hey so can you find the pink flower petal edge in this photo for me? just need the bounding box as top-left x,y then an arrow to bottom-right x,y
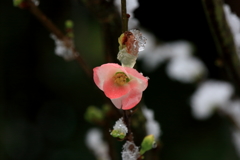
93,63 -> 122,90
111,88 -> 142,110
93,63 -> 148,110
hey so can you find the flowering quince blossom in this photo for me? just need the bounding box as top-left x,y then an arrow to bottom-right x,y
93,63 -> 148,110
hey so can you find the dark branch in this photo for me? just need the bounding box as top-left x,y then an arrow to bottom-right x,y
25,0 -> 92,78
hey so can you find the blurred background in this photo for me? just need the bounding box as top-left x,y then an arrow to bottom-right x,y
0,0 -> 240,159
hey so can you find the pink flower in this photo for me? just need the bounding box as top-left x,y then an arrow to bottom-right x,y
93,63 -> 148,110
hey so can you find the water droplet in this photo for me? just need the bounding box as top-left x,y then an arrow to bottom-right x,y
152,141 -> 157,148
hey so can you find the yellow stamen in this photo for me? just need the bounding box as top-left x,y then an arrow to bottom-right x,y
113,72 -> 130,86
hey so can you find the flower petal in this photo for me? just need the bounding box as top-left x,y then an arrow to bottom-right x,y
124,67 -> 148,91
93,63 -> 123,90
111,97 -> 123,109
111,88 -> 142,110
122,88 -> 142,110
103,78 -> 130,99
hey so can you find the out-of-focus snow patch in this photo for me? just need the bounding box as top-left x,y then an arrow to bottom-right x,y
190,80 -> 234,119
224,4 -> 240,36
223,4 -> 240,59
85,128 -> 110,160
32,0 -> 39,6
166,56 -> 207,83
114,0 -> 139,16
139,41 -> 193,72
142,106 -> 161,140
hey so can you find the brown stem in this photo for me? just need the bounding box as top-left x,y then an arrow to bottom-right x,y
25,0 -> 92,78
123,110 -> 133,142
72,50 -> 92,78
121,0 -> 128,32
26,0 -> 64,39
120,0 -> 135,144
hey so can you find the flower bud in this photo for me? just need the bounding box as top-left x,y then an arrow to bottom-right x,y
13,0 -> 24,7
140,134 -> 156,155
65,20 -> 74,28
84,106 -> 104,123
118,33 -> 125,50
65,20 -> 74,38
110,130 -> 126,140
117,29 -> 146,68
110,118 -> 128,139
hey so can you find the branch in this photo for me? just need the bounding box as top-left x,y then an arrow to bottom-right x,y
122,110 -> 133,142
25,0 -> 92,78
121,0 -> 128,32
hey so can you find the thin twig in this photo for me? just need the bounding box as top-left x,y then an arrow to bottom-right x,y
120,0 -> 135,143
121,0 -> 128,32
25,0 -> 92,78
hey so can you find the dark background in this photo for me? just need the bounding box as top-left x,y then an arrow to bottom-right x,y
0,0 -> 239,159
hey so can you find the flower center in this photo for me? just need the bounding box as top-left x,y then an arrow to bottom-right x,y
113,72 -> 130,86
